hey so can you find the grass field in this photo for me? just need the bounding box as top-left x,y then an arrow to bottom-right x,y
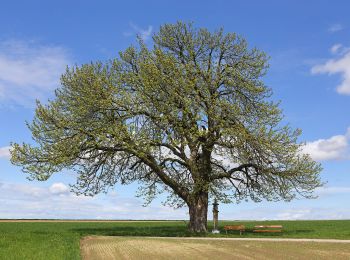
0,220 -> 349,259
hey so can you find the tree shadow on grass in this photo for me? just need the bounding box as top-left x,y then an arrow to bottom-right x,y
72,224 -> 314,238
222,228 -> 314,238
71,225 -> 194,238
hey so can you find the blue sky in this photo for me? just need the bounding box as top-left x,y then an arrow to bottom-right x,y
0,0 -> 350,220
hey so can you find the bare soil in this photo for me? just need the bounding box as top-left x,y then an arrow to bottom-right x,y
80,236 -> 350,260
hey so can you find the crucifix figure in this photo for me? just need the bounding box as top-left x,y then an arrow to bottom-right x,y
212,198 -> 220,234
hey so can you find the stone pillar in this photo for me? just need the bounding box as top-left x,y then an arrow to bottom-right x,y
212,198 -> 220,233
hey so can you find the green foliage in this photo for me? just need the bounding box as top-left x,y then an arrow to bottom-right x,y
11,22 -> 322,209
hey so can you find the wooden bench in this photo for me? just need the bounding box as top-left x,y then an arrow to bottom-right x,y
224,225 -> 245,235
253,225 -> 283,233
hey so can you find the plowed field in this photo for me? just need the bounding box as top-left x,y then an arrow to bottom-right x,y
81,236 -> 350,260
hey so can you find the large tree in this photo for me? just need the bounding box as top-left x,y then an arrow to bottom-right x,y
11,22 -> 322,232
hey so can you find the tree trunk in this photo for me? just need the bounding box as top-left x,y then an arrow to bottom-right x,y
188,192 -> 208,233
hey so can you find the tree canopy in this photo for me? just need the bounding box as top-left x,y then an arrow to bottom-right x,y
11,22 -> 322,232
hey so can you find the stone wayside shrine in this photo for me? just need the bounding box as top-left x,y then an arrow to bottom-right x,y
212,199 -> 220,234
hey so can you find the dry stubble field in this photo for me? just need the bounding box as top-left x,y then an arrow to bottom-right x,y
80,236 -> 350,260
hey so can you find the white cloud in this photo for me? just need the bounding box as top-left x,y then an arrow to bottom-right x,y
0,146 -> 11,159
330,44 -> 343,54
274,207 -> 350,220
1,181 -> 350,220
219,206 -> 350,220
311,47 -> 350,95
49,182 -> 69,195
0,181 -> 187,219
328,23 -> 344,33
125,23 -> 153,41
276,209 -> 312,220
302,128 -> 350,161
0,40 -> 70,107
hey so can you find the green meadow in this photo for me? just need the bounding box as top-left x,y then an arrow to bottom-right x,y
0,220 -> 349,259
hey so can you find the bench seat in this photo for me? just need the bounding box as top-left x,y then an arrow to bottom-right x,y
223,225 -> 245,235
253,225 -> 283,233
